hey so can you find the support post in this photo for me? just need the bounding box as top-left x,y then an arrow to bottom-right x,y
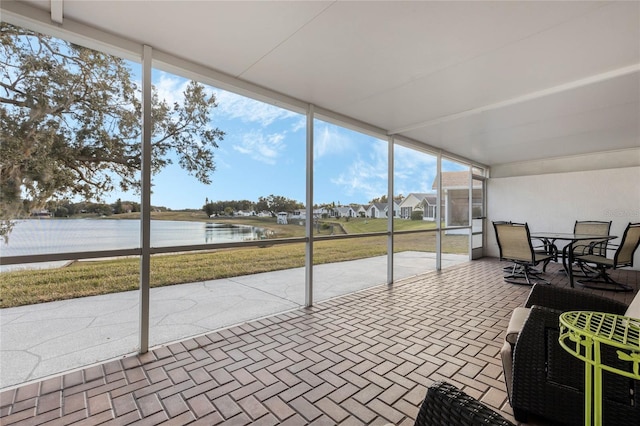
436,154 -> 442,271
305,104 -> 314,307
387,136 -> 394,285
139,45 -> 152,353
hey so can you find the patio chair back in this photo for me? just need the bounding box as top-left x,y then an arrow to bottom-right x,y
614,222 -> 640,266
575,222 -> 640,292
573,220 -> 611,255
494,222 -> 535,263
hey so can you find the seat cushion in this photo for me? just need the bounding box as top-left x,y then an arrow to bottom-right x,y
505,307 -> 531,344
500,340 -> 514,401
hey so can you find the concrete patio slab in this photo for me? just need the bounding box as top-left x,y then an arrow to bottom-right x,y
1,258 -> 637,426
0,252 -> 468,389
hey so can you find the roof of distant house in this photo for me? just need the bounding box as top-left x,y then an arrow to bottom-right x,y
432,171 -> 482,190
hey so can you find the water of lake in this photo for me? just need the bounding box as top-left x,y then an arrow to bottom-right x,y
0,219 -> 265,271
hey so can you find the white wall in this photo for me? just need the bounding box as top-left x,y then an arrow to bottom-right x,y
487,166 -> 640,270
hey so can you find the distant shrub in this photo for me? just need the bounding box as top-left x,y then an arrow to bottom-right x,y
411,210 -> 424,221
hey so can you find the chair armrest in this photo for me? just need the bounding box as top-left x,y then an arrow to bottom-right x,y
511,306 -> 585,424
531,237 -> 557,254
414,381 -> 514,426
524,284 -> 627,314
574,241 -> 615,257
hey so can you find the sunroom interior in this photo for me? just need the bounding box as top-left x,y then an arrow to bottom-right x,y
1,1 -> 639,425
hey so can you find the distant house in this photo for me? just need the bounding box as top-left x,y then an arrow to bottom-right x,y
419,195 -> 438,221
30,209 -> 52,218
356,205 -> 369,218
331,206 -> 356,218
236,210 -> 256,217
390,201 -> 401,218
257,211 -> 271,217
366,202 -> 387,218
313,208 -> 330,218
398,193 -> 435,220
291,209 -> 306,220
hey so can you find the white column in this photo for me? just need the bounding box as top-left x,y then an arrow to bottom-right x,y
387,136 -> 394,285
139,45 -> 152,353
436,154 -> 442,271
305,104 -> 314,307
468,166 -> 473,260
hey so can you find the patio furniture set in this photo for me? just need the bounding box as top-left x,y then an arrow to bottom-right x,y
415,284 -> 639,426
493,221 -> 640,292
412,222 -> 640,426
490,220 -> 640,425
500,284 -> 640,426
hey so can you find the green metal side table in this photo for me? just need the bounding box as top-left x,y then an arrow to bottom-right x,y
559,311 -> 640,426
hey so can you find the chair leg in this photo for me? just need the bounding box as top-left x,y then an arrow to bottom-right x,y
524,265 -> 550,285
503,263 -> 550,286
577,266 -> 633,292
504,264 -> 528,285
572,260 -> 601,278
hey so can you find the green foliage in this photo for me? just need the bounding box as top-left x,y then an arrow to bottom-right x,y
255,194 -> 304,215
411,210 -> 424,220
369,194 -> 404,204
113,199 -> 124,214
203,199 -> 256,216
53,206 -> 69,217
0,23 -> 224,229
203,202 -> 215,217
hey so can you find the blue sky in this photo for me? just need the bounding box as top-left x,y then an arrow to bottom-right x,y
107,69 -> 463,210
5,26 -> 464,211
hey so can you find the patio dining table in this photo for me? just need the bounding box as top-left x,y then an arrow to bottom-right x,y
529,232 -> 616,288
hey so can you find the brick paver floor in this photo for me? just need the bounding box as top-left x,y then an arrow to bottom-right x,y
1,258 -> 638,425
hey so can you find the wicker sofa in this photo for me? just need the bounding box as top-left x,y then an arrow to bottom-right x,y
414,381 -> 514,426
501,284 -> 640,426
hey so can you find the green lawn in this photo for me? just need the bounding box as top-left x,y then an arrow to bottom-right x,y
0,213 -> 468,308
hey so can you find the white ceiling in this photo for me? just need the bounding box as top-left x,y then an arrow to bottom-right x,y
5,0 -> 640,167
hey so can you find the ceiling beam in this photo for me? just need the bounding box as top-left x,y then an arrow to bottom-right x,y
389,63 -> 640,135
50,0 -> 63,24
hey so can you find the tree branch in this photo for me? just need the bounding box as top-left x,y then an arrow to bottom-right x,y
0,96 -> 27,107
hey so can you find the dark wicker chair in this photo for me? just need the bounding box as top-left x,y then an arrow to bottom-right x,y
414,381 -> 514,426
505,285 -> 640,426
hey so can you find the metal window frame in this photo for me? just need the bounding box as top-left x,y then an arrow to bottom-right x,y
0,4 -> 489,356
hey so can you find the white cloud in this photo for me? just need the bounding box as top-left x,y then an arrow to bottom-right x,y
329,141 -> 388,201
233,130 -> 286,165
314,124 -> 357,158
331,157 -> 387,201
393,146 -> 438,195
291,116 -> 307,133
154,72 -> 190,107
394,145 -> 437,169
214,91 -> 298,126
152,72 -> 300,131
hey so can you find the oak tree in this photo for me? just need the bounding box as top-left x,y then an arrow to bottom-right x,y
0,23 -> 224,240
